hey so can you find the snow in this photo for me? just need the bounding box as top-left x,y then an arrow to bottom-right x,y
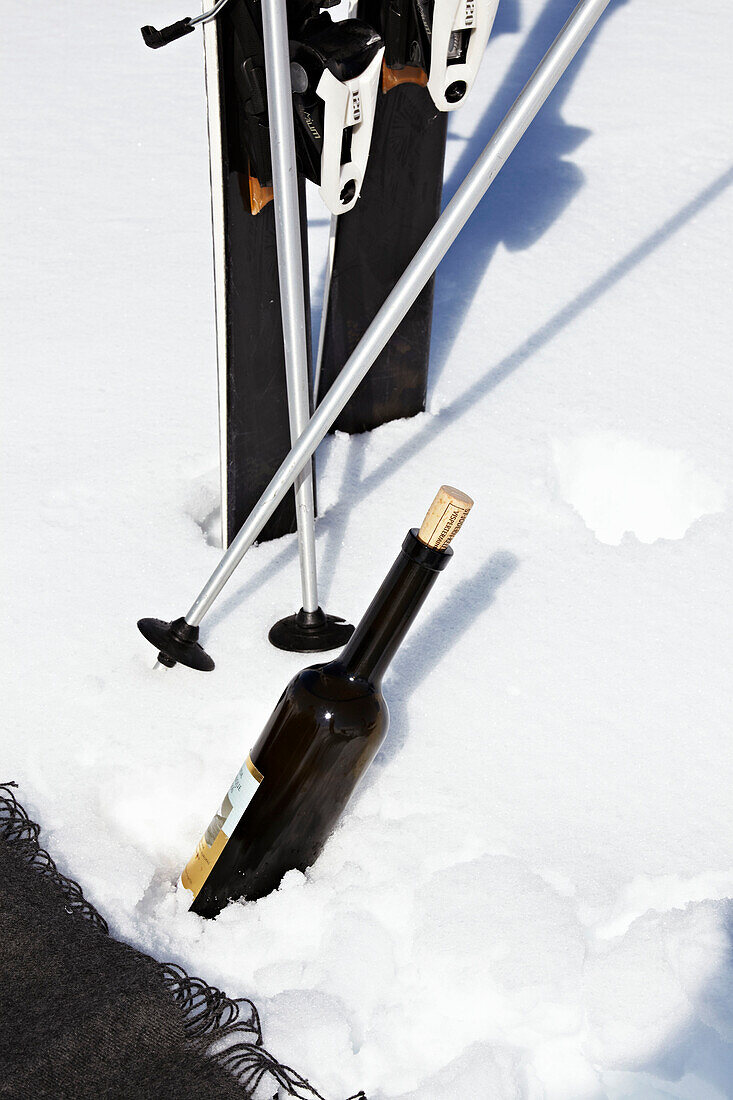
2,1 -> 732,1097
552,433 -> 725,545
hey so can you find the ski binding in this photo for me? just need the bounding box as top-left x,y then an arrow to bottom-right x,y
379,0 -> 498,112
428,0 -> 499,110
292,20 -> 384,214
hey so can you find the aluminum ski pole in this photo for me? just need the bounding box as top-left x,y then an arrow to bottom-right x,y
313,214 -> 337,401
139,0 -> 613,670
312,0 -> 358,401
261,0 -> 353,652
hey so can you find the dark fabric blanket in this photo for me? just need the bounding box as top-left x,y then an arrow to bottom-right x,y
0,784 -> 364,1100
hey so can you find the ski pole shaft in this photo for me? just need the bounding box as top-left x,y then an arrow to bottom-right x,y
261,0 -> 320,613
313,213 -> 338,400
185,0 -> 611,627
313,0 -> 358,401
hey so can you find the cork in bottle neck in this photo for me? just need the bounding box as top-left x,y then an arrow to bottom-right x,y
417,485 -> 474,550
336,487 -> 473,684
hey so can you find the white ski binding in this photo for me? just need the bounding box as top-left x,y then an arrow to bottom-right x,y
428,0 -> 499,111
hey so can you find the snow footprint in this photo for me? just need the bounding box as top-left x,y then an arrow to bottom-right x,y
552,432 -> 725,545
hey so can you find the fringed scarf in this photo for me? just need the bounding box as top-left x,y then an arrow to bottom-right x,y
0,783 -> 365,1100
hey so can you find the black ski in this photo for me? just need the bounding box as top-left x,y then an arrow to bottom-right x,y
316,0 -> 498,433
316,67 -> 447,432
205,0 -> 312,546
143,0 -> 383,546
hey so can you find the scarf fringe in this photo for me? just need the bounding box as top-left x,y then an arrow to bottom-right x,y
0,784 -> 366,1100
0,780 -> 109,933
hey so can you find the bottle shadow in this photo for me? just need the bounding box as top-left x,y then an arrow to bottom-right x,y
432,0 -> 628,387
360,549 -> 520,789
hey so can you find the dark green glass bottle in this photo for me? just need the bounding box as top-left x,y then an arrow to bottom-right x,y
182,487 -> 472,918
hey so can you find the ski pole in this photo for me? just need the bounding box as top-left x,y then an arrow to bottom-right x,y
259,0 -> 354,652
139,0 -> 613,670
313,213 -> 338,402
313,0 -> 358,401
141,0 -> 233,48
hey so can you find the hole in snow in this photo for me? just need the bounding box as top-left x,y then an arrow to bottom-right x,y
552,433 -> 725,545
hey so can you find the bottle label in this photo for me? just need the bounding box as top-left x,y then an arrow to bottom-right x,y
180,754 -> 263,899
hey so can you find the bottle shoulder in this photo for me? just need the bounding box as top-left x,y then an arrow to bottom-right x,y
262,663 -> 386,742
292,662 -> 385,705
251,662 -> 387,773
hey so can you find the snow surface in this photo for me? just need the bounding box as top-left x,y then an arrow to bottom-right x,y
2,1 -> 733,1097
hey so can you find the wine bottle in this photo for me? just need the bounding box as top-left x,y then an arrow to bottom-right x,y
181,486 -> 473,918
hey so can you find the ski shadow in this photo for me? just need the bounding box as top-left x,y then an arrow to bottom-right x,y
490,0 -> 522,40
430,0 -> 627,388
359,549 -> 519,789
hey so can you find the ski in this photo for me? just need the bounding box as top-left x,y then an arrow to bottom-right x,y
143,0 -> 383,546
206,0 -> 318,547
316,0 -> 498,433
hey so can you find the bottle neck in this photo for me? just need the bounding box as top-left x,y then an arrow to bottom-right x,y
336,530 -> 452,685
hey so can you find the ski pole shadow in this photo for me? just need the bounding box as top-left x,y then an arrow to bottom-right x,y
431,0 -> 627,388
346,165 -> 733,520
206,532 -> 300,634
360,549 -> 519,787
206,436 -> 367,633
315,436 -> 369,605
204,164 -> 731,636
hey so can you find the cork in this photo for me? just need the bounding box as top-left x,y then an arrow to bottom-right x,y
417,486 -> 474,550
